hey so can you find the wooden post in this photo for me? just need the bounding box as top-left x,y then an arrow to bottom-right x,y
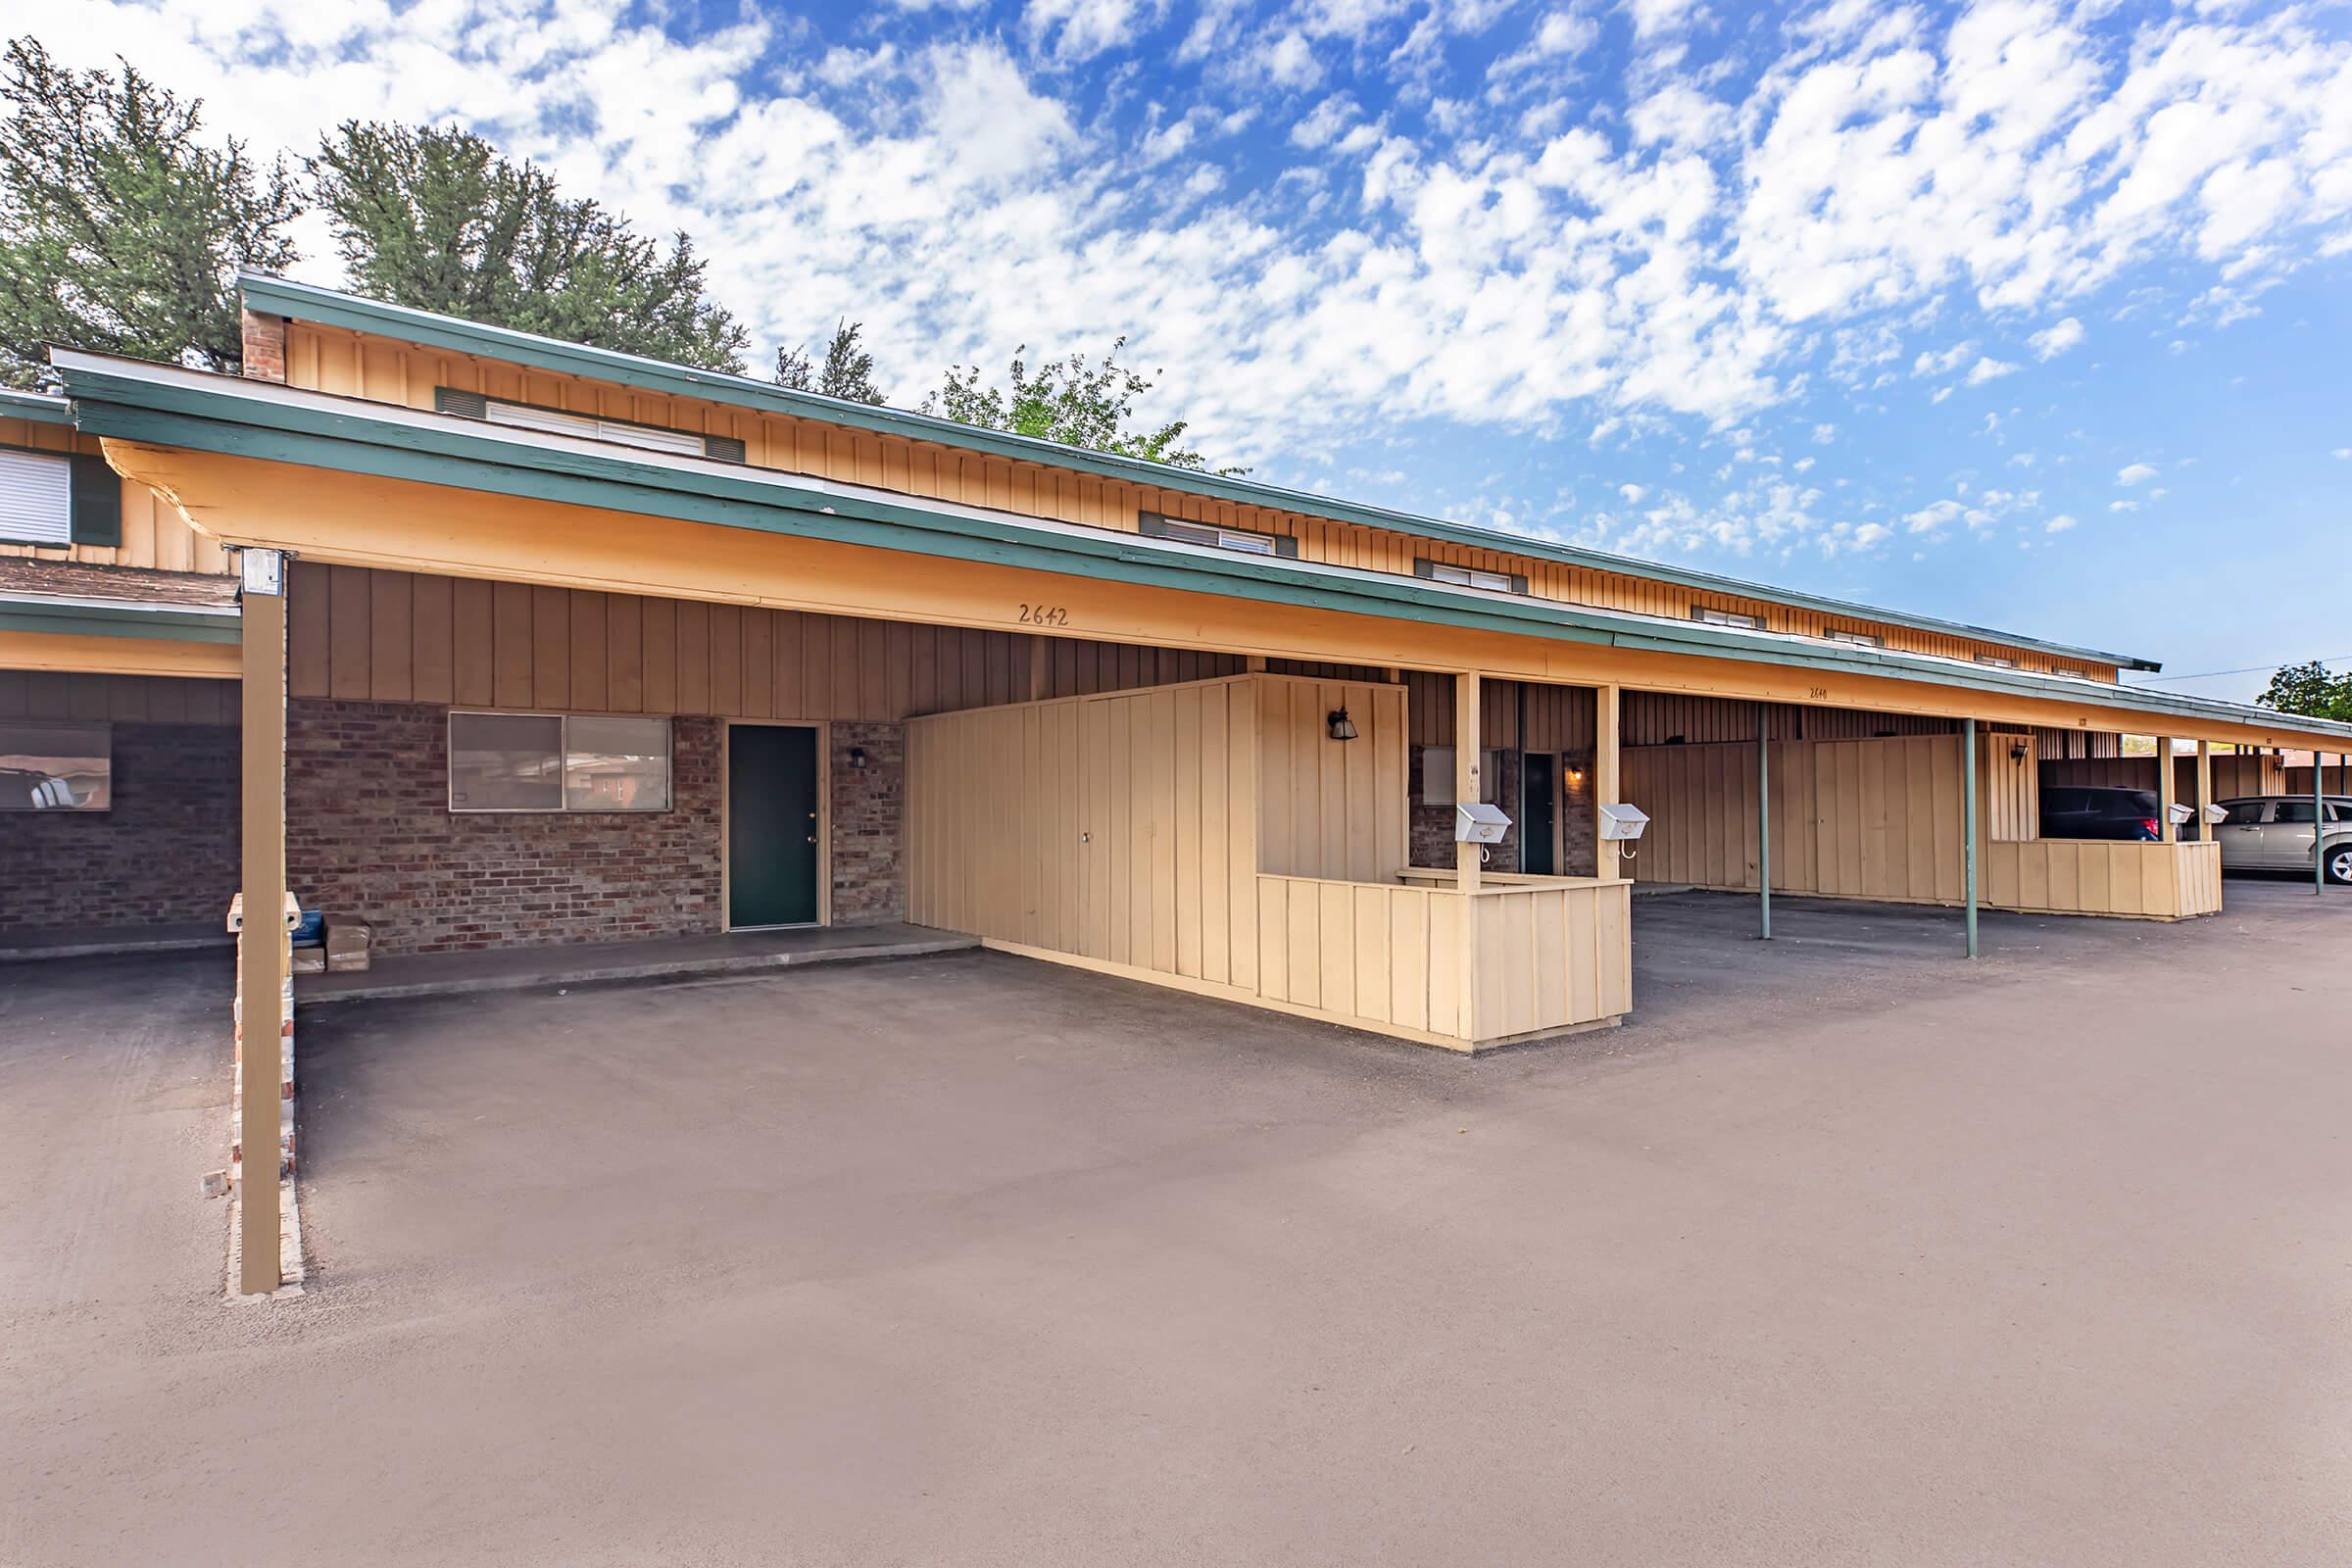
237,580 -> 288,1296
1455,671 -> 1481,1041
2155,737 -> 2177,843
1756,703 -> 1771,940
2196,740 -> 2213,845
1594,683 -> 1621,882
1963,716 -> 1979,959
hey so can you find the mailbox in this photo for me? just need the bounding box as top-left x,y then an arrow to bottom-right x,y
2167,802 -> 2195,826
2200,803 -> 2229,825
1598,803 -> 1650,842
1455,802 -> 1511,844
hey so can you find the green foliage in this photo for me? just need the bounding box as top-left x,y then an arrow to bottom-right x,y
309,122 -> 748,372
0,37 -> 302,385
775,318 -> 885,404
2257,661 -> 2352,723
923,338 -> 1241,474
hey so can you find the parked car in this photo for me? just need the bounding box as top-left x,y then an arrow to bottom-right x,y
2213,796 -> 2352,884
2038,785 -> 2165,842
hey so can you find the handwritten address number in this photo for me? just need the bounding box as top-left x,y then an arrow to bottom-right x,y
1019,603 -> 1071,627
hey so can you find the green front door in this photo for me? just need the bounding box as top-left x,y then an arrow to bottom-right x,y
728,725 -> 820,928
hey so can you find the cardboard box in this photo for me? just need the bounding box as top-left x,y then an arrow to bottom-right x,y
290,947 -> 325,974
324,916 -> 372,972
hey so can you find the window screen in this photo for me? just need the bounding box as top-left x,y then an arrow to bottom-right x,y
0,449 -> 72,546
0,720 -> 110,809
449,712 -> 564,810
564,716 -> 671,810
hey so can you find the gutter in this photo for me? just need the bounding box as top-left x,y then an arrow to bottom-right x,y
55,350 -> 2352,745
235,271 -> 2161,674
0,591 -> 241,643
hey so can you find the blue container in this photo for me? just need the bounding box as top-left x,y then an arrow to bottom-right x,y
291,908 -> 325,948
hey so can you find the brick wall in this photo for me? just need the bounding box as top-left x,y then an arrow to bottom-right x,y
240,310 -> 286,381
283,700 -> 909,956
829,722 -> 904,925
287,700 -> 723,956
0,722 -> 241,933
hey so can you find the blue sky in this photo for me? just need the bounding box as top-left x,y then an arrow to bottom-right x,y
34,0 -> 2352,699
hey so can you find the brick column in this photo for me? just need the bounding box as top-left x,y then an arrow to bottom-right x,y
240,310 -> 287,382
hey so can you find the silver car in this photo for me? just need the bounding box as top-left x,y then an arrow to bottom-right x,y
2213,796 -> 2352,884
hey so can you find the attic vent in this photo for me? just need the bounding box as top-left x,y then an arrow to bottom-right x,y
1692,607 -> 1765,630
1139,513 -> 1297,558
1415,559 -> 1528,595
434,388 -> 744,464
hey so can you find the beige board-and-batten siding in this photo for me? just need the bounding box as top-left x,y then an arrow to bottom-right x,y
906,671 -> 1633,1051
1621,732 -> 2221,920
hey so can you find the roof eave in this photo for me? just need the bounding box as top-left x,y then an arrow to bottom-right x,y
234,271 -> 2160,674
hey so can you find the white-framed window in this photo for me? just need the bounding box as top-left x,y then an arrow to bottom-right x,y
0,449 -> 73,546
448,711 -> 671,812
1427,562 -> 1520,594
0,720 -> 111,810
1140,513 -> 1292,557
1975,654 -> 2019,669
1825,628 -> 1884,649
1693,607 -> 1766,630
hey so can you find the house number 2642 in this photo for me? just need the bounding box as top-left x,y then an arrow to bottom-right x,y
1018,603 -> 1071,627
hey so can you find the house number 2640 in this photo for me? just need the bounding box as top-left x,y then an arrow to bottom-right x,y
1018,603 -> 1071,627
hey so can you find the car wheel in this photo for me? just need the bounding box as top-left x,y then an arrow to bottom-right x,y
2329,845 -> 2352,886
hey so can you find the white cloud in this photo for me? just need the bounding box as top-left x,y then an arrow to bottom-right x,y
1618,482 -> 1646,502
2109,499 -> 2139,513
19,0 -> 2352,511
2030,317 -> 2086,359
1810,422 -> 1837,443
2331,447 -> 2352,460
1964,356 -> 2020,385
2116,462 -> 2159,485
2045,514 -> 2078,533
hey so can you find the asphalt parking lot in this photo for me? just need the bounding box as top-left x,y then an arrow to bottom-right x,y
4,878 -> 2348,1566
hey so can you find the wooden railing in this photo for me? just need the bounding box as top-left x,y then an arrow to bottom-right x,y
1251,871 -> 1630,1051
1980,839 -> 2221,919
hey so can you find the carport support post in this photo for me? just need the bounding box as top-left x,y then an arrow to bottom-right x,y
1594,684 -> 1621,882
2156,737 -> 2177,843
1456,672 -> 1482,1040
1963,717 -> 1980,960
237,571 -> 288,1296
2318,756 -> 2328,897
2196,741 -> 2213,844
1756,704 -> 1771,940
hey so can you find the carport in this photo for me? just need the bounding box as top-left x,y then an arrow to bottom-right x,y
1617,691 -> 2230,952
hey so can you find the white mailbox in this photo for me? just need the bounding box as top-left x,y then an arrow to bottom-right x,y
2200,803 -> 2229,825
1598,803 -> 1650,842
2167,802 -> 2195,826
1455,802 -> 1511,844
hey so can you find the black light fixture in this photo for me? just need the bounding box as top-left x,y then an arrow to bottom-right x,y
849,746 -> 869,770
1326,707 -> 1358,742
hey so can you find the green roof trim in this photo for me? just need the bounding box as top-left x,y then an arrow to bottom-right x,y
57,354 -> 2352,743
0,594 -> 240,643
236,271 -> 2161,674
0,387 -> 74,425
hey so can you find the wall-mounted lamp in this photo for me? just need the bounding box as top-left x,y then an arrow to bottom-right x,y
2009,742 -> 2029,761
848,746 -> 869,770
1326,708 -> 1358,742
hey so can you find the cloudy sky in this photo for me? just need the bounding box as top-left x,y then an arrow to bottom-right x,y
27,0 -> 2352,698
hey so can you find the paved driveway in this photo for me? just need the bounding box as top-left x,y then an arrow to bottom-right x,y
4,882 -> 2350,1566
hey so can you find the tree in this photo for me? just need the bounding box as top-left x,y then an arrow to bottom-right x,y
0,37 -> 302,385
775,318 -> 885,404
2257,661 -> 2352,723
309,122 -> 747,372
922,338 -> 1241,474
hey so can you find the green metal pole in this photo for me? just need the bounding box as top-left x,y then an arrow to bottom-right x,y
2320,752 -> 2329,897
1758,705 -> 1771,941
1964,717 -> 1980,958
